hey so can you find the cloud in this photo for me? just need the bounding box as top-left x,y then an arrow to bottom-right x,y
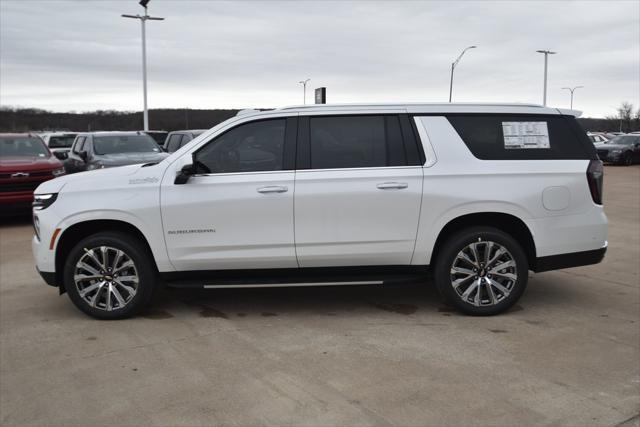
1,0 -> 638,116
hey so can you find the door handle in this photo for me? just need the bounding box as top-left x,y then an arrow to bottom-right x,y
376,182 -> 408,190
257,185 -> 288,194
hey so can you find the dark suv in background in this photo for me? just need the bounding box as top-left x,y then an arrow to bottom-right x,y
596,135 -> 640,165
64,131 -> 169,174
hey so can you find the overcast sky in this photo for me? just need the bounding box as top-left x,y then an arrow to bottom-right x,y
1,0 -> 638,117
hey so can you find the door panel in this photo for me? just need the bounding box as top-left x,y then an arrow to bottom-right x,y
161,171 -> 296,270
294,167 -> 423,267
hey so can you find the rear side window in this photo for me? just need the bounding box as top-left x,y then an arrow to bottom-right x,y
446,115 -> 596,160
309,116 -> 406,169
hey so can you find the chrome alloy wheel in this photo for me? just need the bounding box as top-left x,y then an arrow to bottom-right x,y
449,240 -> 517,307
74,246 -> 139,311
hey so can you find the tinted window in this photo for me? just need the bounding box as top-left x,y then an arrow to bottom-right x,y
93,135 -> 160,155
0,136 -> 50,158
309,116 -> 405,169
446,115 -> 594,160
195,119 -> 285,173
166,134 -> 183,153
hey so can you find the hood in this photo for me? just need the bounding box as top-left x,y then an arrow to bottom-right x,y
35,163 -> 143,194
0,155 -> 63,173
94,151 -> 169,167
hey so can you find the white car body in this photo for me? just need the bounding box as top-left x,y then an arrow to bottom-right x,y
32,103 -> 607,312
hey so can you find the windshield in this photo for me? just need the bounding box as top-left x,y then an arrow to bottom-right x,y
94,135 -> 161,155
608,135 -> 640,146
0,136 -> 50,158
48,135 -> 76,148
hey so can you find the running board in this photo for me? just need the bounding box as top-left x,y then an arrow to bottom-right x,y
160,266 -> 429,290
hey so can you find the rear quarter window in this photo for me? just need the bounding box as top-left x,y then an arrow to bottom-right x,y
446,115 -> 596,160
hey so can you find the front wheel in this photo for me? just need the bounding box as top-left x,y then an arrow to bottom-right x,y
434,227 -> 529,315
622,153 -> 633,166
63,232 -> 157,319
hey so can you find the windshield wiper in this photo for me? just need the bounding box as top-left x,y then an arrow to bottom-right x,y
141,162 -> 159,167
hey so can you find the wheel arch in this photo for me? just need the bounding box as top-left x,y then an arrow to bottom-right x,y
429,212 -> 537,270
54,219 -> 158,293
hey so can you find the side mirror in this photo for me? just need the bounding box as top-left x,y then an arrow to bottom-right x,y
79,151 -> 88,162
175,163 -> 195,185
53,151 -> 67,160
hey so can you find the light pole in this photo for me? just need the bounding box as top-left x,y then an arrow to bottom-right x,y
536,50 -> 556,106
122,0 -> 164,131
298,79 -> 310,104
561,86 -> 583,109
449,45 -> 476,103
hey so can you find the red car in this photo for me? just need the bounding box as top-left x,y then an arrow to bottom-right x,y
0,134 -> 66,214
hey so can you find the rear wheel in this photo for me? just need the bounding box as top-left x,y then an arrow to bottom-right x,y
63,232 -> 157,319
434,227 -> 528,315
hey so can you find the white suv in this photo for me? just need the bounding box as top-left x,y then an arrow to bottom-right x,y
32,103 -> 607,319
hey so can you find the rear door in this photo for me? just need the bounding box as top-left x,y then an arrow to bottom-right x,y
294,113 -> 424,267
161,116 -> 298,271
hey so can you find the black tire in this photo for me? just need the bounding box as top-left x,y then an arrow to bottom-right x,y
63,231 -> 157,319
434,226 -> 529,316
622,153 -> 633,166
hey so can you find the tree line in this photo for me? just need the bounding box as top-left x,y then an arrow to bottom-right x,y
0,107 -> 239,133
1,102 -> 639,133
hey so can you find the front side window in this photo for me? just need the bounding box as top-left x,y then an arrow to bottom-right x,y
73,137 -> 86,153
93,135 -> 160,155
309,116 -> 405,169
0,136 -> 50,158
166,134 -> 184,153
195,119 -> 285,173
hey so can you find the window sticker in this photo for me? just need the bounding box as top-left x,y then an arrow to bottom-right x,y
502,122 -> 550,149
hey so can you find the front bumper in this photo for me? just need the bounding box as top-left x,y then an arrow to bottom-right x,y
37,267 -> 58,287
596,150 -> 622,163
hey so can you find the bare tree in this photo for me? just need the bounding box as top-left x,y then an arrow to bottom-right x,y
617,102 -> 634,132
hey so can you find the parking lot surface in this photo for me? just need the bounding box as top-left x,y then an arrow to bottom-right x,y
1,166 -> 639,427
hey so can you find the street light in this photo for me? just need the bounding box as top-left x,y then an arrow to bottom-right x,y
298,79 -> 311,105
561,86 -> 583,109
536,50 -> 556,106
122,0 -> 164,131
449,45 -> 476,103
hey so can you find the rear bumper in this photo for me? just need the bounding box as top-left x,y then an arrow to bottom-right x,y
533,244 -> 607,272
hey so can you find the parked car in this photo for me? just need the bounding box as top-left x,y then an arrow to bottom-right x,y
143,131 -> 168,146
39,132 -> 77,160
596,134 -> 640,165
587,132 -> 609,145
163,129 -> 207,153
0,133 -> 65,213
64,131 -> 169,174
32,103 -> 607,319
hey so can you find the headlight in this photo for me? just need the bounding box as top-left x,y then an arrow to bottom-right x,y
611,149 -> 622,154
33,193 -> 58,211
52,167 -> 65,177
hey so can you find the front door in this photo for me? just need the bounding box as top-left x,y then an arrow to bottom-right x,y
161,117 -> 298,271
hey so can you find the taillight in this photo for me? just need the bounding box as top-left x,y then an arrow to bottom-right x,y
586,160 -> 603,205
